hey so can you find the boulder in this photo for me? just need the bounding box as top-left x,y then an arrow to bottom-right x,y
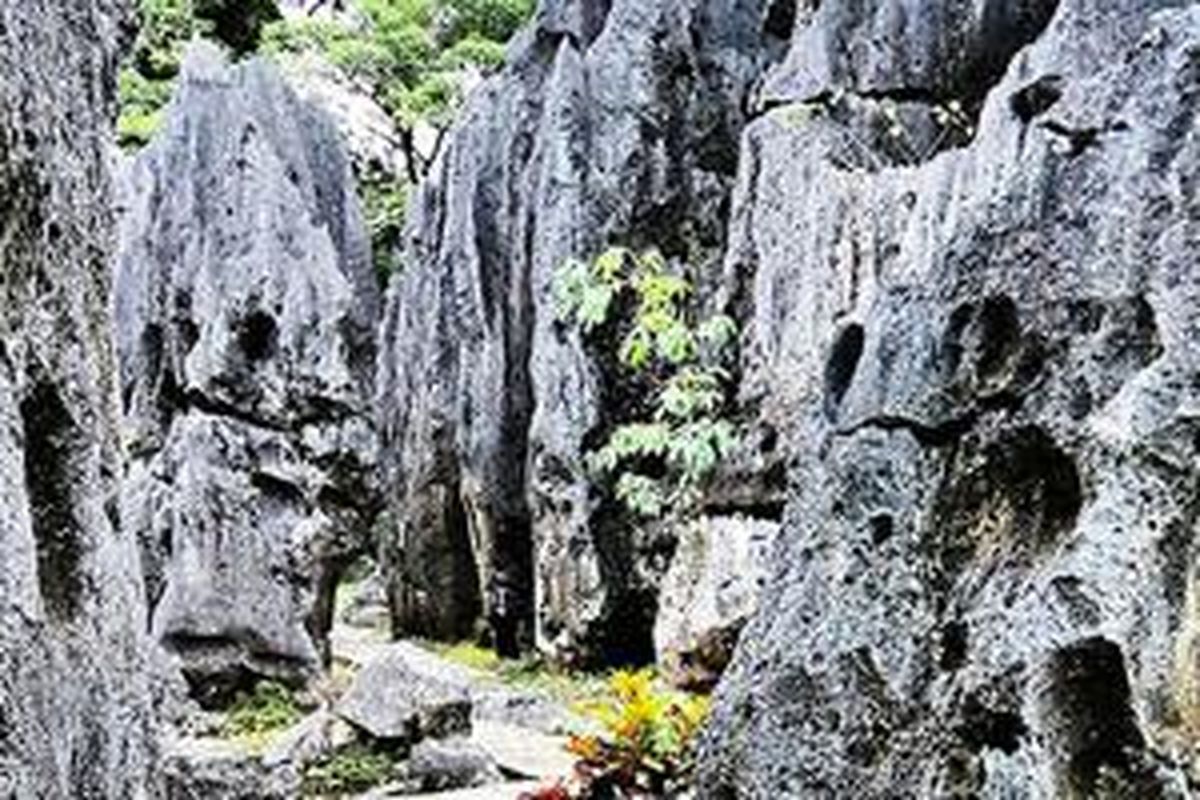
700,1 -> 1200,796
336,643 -> 473,741
163,737 -> 300,800
654,515 -> 777,690
376,0 -> 792,665
397,737 -> 502,793
115,42 -> 382,702
0,0 -> 157,796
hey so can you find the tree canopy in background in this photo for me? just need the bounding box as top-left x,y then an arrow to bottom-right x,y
118,0 -> 534,284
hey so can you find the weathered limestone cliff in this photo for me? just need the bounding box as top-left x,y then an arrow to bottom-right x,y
115,43 -> 381,703
700,0 -> 1200,796
0,0 -> 157,795
377,0 -> 791,664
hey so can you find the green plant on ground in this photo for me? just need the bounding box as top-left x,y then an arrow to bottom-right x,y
221,680 -> 304,748
520,668 -> 710,799
303,743 -> 396,795
553,247 -> 739,518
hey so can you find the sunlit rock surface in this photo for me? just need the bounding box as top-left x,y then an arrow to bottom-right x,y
700,1 -> 1200,796
115,43 -> 381,703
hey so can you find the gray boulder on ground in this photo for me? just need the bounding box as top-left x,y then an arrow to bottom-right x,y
336,642 -> 473,741
115,42 -> 382,704
700,0 -> 1200,797
163,737 -> 301,800
0,1 -> 158,796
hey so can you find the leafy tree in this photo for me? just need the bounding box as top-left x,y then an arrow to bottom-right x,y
554,248 -> 739,518
262,0 -> 532,178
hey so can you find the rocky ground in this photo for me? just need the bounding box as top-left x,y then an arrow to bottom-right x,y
163,583 -> 581,799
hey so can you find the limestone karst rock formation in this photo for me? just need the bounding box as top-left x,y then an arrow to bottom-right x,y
115,43 -> 381,703
376,0 -> 792,664
699,0 -> 1200,796
0,0 -> 157,796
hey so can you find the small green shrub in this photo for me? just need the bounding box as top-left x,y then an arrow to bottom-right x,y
221,680 -> 303,745
553,248 -> 739,518
303,744 -> 396,795
525,669 -> 710,799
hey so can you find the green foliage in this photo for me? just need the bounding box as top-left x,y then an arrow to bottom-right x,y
117,0 -> 205,146
303,743 -> 396,795
263,0 -> 531,139
360,171 -> 410,283
556,669 -> 710,798
553,248 -> 740,518
221,681 -> 303,748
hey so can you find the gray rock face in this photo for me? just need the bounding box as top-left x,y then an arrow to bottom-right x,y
654,515 -> 776,690
0,1 -> 158,796
700,1 -> 1200,796
116,43 -> 381,702
336,642 -> 473,741
376,0 -> 789,663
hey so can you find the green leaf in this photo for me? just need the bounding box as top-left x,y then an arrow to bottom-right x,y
658,321 -> 696,365
621,327 -> 653,370
697,314 -> 738,350
593,247 -> 630,282
578,283 -> 615,331
615,473 -> 665,517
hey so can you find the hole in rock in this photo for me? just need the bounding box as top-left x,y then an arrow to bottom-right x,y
940,620 -> 969,671
935,427 -> 1081,580
237,311 -> 278,363
869,514 -> 895,545
763,0 -> 797,41
825,323 -> 864,418
21,380 -> 84,622
1048,637 -> 1162,795
959,692 -> 1026,754
975,296 -> 1021,381
1011,75 -> 1064,122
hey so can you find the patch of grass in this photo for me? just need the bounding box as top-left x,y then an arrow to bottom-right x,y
303,743 -> 396,795
221,680 -> 304,751
423,641 -> 609,709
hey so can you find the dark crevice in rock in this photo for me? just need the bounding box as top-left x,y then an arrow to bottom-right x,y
1039,119 -> 1107,156
21,379 -> 85,623
237,310 -> 278,363
837,412 -> 979,448
824,322 -> 864,418
1048,637 -> 1166,797
250,471 -> 307,507
1011,74 -> 1064,122
763,0 -> 797,42
939,620 -> 968,670
958,693 -> 1026,754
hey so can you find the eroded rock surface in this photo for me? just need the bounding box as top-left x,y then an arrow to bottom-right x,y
376,0 -> 790,665
701,1 -> 1200,796
0,1 -> 158,796
654,515 -> 776,690
116,42 -> 381,703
